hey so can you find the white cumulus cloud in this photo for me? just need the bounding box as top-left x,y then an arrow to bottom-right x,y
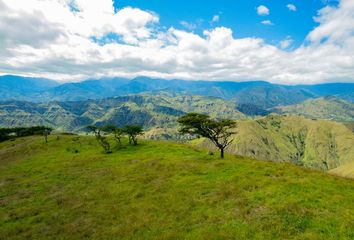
287,4 -> 297,11
257,5 -> 270,16
261,20 -> 274,25
0,0 -> 353,85
212,15 -> 220,23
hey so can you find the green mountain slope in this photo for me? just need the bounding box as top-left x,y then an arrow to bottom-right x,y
0,94 -> 245,132
273,97 -> 354,122
0,136 -> 354,239
233,85 -> 314,109
197,115 -> 354,172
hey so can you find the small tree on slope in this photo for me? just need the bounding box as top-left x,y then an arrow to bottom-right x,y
102,125 -> 124,147
123,125 -> 144,145
86,125 -> 101,138
178,113 -> 237,158
43,127 -> 52,143
86,125 -> 112,153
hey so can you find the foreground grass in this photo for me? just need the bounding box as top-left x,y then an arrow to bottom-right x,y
0,135 -> 354,239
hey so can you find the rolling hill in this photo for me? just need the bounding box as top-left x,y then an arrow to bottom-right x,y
0,135 -> 353,239
197,115 -> 354,172
273,97 -> 354,122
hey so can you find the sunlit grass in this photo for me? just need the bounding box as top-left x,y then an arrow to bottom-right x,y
0,135 -> 353,239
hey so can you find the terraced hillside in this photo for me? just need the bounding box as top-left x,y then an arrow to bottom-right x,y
0,135 -> 353,239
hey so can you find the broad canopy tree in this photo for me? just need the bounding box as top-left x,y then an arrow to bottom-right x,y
178,113 -> 237,158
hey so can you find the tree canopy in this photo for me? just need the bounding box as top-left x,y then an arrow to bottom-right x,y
178,113 -> 237,158
123,125 -> 144,145
0,126 -> 53,142
102,125 -> 124,146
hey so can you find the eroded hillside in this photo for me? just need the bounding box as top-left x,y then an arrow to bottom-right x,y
0,94 -> 245,132
197,115 -> 354,172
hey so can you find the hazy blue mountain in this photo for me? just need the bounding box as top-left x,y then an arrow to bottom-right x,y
233,85 -> 315,108
40,78 -> 130,101
0,75 -> 353,108
293,83 -> 354,103
0,75 -> 59,100
295,82 -> 354,96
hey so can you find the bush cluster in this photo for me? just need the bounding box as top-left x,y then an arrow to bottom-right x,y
0,126 -> 52,142
86,125 -> 144,153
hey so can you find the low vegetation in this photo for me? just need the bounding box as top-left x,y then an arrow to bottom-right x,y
0,126 -> 52,143
0,135 -> 353,239
86,124 -> 144,153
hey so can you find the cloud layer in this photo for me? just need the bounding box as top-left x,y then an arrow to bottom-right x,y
0,0 -> 354,84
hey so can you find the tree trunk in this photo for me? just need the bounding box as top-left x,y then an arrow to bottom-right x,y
220,148 -> 224,158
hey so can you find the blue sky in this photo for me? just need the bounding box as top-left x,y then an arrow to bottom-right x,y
115,0 -> 338,48
1,0 -> 353,84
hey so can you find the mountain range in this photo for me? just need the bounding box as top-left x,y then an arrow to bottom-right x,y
0,75 -> 353,174
1,75 -> 353,109
0,94 -> 244,133
0,93 -> 353,173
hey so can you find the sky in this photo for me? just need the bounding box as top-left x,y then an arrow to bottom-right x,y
0,0 -> 353,84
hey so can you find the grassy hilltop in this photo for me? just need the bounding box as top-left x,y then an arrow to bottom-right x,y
1,135 -> 354,239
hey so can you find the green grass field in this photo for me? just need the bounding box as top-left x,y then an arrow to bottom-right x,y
1,135 -> 354,239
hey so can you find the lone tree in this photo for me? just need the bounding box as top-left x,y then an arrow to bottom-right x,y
102,125 -> 124,147
178,113 -> 237,158
123,125 -> 143,145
